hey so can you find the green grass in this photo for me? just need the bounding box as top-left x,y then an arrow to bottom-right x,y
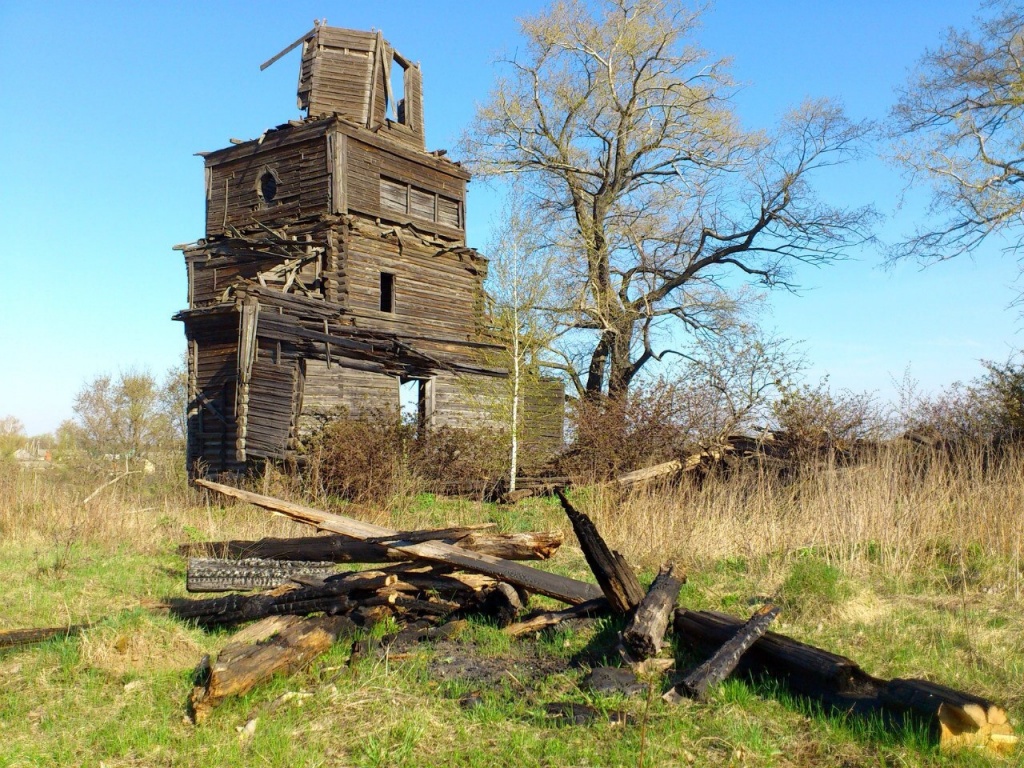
1,463 -> 1022,766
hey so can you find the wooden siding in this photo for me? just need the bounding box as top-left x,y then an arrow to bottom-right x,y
302,359 -> 398,416
244,357 -> 299,460
206,131 -> 330,237
189,321 -> 241,473
341,218 -> 482,338
302,27 -> 375,121
343,133 -> 465,238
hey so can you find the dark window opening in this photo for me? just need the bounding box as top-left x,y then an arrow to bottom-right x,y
379,272 -> 395,313
259,170 -> 278,203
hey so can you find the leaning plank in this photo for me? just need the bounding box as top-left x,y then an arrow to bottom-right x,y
0,624 -> 90,649
664,604 -> 779,702
621,563 -> 685,661
177,529 -> 562,562
674,609 -> 1017,753
188,614 -> 354,723
504,598 -> 610,637
196,480 -> 603,605
187,557 -> 340,592
555,490 -> 644,613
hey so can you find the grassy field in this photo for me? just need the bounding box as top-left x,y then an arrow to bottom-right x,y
0,450 -> 1022,767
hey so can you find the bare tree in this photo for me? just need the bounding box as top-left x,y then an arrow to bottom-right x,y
70,367 -> 184,461
890,2 -> 1024,265
464,0 -> 875,401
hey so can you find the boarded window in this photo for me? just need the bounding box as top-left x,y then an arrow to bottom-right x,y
379,272 -> 395,313
380,177 -> 462,230
437,196 -> 461,228
380,178 -> 408,216
409,188 -> 435,220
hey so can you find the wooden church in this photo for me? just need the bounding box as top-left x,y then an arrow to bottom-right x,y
174,24 -> 562,475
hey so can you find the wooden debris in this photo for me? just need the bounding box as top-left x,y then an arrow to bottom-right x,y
673,609 -> 1017,753
177,525 -> 562,563
0,624 -> 90,649
556,490 -> 644,613
504,598 -> 609,637
664,604 -> 779,702
614,460 -> 682,489
189,614 -> 354,723
621,563 -> 685,661
168,570 -> 396,627
196,480 -> 603,605
187,557 -> 340,592
475,583 -> 523,628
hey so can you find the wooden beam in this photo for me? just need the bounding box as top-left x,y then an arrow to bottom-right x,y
621,563 -> 685,660
195,480 -> 603,605
260,27 -> 318,71
664,604 -> 778,702
673,609 -> 1017,754
177,527 -> 563,563
556,490 -> 644,613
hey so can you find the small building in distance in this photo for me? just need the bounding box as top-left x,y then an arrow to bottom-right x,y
174,24 -> 563,476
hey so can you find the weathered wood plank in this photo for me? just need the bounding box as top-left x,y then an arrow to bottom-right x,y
195,480 -> 603,605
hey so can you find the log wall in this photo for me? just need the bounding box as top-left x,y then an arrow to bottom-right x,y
205,125 -> 331,237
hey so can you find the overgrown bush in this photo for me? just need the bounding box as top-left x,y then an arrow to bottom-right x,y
902,357 -> 1024,452
561,380 -> 693,481
771,378 -> 885,467
303,408 -> 509,504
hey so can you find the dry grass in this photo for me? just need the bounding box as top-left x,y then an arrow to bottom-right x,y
578,445 -> 1024,589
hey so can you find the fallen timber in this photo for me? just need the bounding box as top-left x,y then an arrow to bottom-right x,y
621,563 -> 685,661
178,528 -> 563,564
665,603 -> 779,702
195,479 -> 603,605
189,614 -> 355,723
674,609 -> 1018,753
556,489 -> 644,613
0,624 -> 90,650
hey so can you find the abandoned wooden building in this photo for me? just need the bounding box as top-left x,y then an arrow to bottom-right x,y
174,24 -> 563,475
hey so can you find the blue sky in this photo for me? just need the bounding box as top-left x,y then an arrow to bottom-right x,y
1,1 -> 1020,435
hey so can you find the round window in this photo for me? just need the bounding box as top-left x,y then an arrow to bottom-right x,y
259,170 -> 278,203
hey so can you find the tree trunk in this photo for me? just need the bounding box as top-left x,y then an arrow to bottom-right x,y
621,563 -> 685,660
556,489 -> 644,613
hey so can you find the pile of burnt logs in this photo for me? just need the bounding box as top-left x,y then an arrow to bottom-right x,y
169,479 -> 1015,753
